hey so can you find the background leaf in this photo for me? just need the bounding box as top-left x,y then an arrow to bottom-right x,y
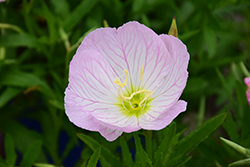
4,134 -> 16,166
20,140 -> 43,167
86,147 -> 101,167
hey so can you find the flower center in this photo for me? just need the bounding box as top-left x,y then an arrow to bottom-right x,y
114,65 -> 153,117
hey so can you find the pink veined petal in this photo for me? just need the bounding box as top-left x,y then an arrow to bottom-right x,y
99,126 -> 123,142
149,35 -> 189,115
244,77 -> 250,86
77,21 -> 172,93
244,77 -> 250,106
139,100 -> 187,130
91,107 -> 141,133
65,49 -> 119,133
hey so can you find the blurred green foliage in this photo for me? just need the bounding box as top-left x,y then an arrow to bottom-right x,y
0,0 -> 250,166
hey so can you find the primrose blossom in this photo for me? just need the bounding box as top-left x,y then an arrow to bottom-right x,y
244,77 -> 250,106
64,21 -> 190,141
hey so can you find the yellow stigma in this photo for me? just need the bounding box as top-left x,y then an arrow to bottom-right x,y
115,65 -> 153,113
140,65 -> 143,80
114,69 -> 129,88
119,89 -> 153,107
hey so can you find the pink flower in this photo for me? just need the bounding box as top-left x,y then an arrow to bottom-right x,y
0,0 -> 6,2
244,77 -> 250,106
64,21 -> 189,141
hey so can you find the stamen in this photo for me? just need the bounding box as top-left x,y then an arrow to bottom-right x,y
140,65 -> 143,80
139,90 -> 153,106
119,89 -> 153,107
114,69 -> 129,88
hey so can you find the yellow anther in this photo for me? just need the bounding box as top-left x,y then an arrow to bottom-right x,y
114,69 -> 129,88
140,65 -> 143,80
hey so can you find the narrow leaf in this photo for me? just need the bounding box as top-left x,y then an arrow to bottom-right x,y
87,147 -> 101,167
172,113 -> 227,156
154,122 -> 176,166
134,133 -> 152,166
216,68 -> 237,110
164,154 -> 192,167
4,134 -> 16,166
20,140 -> 43,167
228,158 -> 250,167
77,133 -> 121,167
0,34 -> 38,48
204,26 -> 216,58
222,108 -> 239,142
120,136 -> 134,167
0,87 -> 22,108
63,0 -> 98,31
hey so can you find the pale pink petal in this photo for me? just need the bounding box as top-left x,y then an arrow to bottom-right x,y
77,21 -> 172,92
91,107 -> 141,133
148,35 -> 189,117
139,100 -> 187,130
244,77 -> 250,86
65,49 -> 119,134
99,127 -> 123,142
244,77 -> 250,106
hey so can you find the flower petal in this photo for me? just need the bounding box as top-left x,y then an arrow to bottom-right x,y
244,77 -> 250,106
139,100 -> 187,130
91,107 -> 141,133
99,127 -> 123,141
77,21 -> 172,92
65,49 -> 119,132
150,35 -> 189,111
244,77 -> 250,86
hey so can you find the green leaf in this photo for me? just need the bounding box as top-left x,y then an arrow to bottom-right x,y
87,147 -> 101,167
50,0 -> 69,19
204,25 -> 217,58
77,133 -> 121,167
228,158 -> 250,167
216,68 -> 237,110
40,1 -> 57,40
48,99 -> 64,110
0,156 -> 7,167
172,113 -> 227,157
0,70 -> 55,98
154,122 -> 176,167
197,96 -> 206,126
120,136 -> 134,167
132,0 -> 145,12
4,134 -> 16,166
0,34 -> 39,48
164,154 -> 192,167
179,29 -> 200,41
222,108 -> 239,142
20,140 -> 43,167
134,133 -> 152,167
0,87 -> 22,108
63,0 -> 98,31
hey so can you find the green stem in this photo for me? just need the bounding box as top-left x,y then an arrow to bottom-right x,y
240,62 -> 250,77
0,23 -> 25,33
144,130 -> 152,160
